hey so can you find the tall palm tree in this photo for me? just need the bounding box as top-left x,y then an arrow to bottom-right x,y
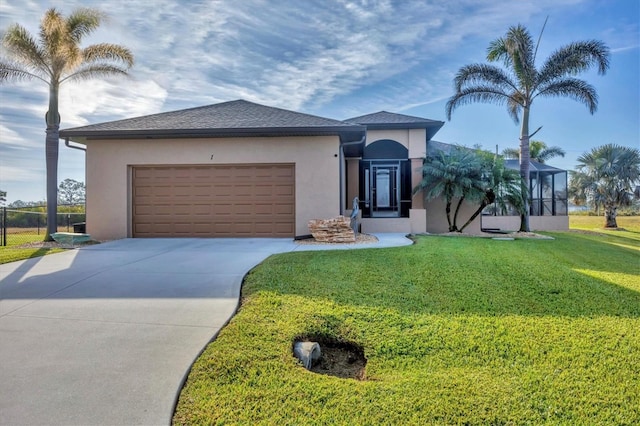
445,23 -> 609,232
0,7 -> 133,240
569,144 -> 640,228
502,140 -> 565,164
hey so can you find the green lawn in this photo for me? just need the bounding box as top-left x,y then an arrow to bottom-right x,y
570,214 -> 640,231
0,247 -> 66,264
174,230 -> 640,425
0,231 -> 66,264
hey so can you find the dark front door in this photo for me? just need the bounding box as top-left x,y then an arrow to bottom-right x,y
371,164 -> 399,217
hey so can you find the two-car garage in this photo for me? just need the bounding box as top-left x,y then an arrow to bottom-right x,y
60,99 -> 361,240
132,164 -> 295,237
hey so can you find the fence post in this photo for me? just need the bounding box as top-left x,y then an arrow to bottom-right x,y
2,207 -> 6,247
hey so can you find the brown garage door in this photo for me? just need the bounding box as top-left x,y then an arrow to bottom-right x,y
132,164 -> 295,237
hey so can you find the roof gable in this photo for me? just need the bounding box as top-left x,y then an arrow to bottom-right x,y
346,111 -> 442,126
345,111 -> 444,139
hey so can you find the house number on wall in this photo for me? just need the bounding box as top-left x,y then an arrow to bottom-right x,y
210,154 -> 214,160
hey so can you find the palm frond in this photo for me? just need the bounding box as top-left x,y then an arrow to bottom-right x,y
66,8 -> 105,44
487,36 -> 509,65
535,78 -> 598,113
506,92 -> 522,122
62,64 -> 131,83
446,86 -> 514,120
536,146 -> 565,163
453,63 -> 518,92
1,24 -> 50,75
488,25 -> 536,89
39,8 -> 66,61
501,148 -> 520,159
81,44 -> 134,67
0,60 -> 49,84
538,40 -> 610,84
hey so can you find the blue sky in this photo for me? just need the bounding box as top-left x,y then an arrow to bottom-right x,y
1,0 -> 638,204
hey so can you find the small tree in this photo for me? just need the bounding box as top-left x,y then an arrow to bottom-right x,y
413,147 -> 484,232
458,153 -> 525,232
502,140 -> 565,164
569,144 -> 640,228
58,178 -> 86,205
413,147 -> 524,232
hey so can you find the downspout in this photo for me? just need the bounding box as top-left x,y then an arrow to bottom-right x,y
339,135 -> 366,215
64,137 -> 86,151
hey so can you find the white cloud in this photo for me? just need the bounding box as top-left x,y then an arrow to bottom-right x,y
0,122 -> 39,149
1,0 -> 637,203
59,78 -> 168,127
0,164 -> 42,184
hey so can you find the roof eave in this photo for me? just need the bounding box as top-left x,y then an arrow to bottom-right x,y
60,125 -> 366,141
361,121 -> 444,130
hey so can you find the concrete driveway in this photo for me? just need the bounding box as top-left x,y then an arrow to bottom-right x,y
0,235 -> 411,425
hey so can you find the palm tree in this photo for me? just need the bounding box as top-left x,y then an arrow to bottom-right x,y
445,22 -> 609,232
569,144 -> 640,228
0,7 -> 133,240
502,140 -> 565,164
458,154 -> 525,232
413,147 -> 485,232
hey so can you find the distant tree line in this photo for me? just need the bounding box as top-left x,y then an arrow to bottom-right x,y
2,179 -> 86,228
4,204 -> 85,228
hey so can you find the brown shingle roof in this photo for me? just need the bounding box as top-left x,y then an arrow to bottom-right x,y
60,100 -> 364,140
346,111 -> 443,126
345,111 -> 444,139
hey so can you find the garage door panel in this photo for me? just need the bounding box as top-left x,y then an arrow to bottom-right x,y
274,204 -> 295,215
133,164 -> 295,237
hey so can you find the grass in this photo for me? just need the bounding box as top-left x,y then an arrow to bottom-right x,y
570,214 -> 640,231
174,228 -> 640,425
0,229 -> 66,264
0,247 -> 66,264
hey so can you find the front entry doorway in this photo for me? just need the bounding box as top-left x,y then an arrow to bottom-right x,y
358,139 -> 411,219
371,163 -> 400,217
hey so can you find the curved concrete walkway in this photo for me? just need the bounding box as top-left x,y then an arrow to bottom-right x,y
0,234 -> 411,425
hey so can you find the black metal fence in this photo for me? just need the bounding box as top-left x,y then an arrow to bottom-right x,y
0,205 -> 86,247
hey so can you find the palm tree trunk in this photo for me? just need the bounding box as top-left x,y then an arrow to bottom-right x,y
452,195 -> 465,231
519,105 -> 531,232
44,84 -> 60,241
604,203 -> 618,228
459,190 -> 495,232
459,201 -> 488,232
445,198 -> 454,232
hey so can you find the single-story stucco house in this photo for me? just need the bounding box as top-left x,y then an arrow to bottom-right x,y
59,99 -> 568,240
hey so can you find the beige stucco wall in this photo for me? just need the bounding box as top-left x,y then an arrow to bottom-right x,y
424,197 -> 482,234
83,135 -> 341,240
481,215 -> 569,231
361,218 -> 410,233
365,129 -> 427,159
346,158 -> 359,204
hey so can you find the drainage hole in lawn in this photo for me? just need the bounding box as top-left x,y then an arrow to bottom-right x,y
293,337 -> 367,380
